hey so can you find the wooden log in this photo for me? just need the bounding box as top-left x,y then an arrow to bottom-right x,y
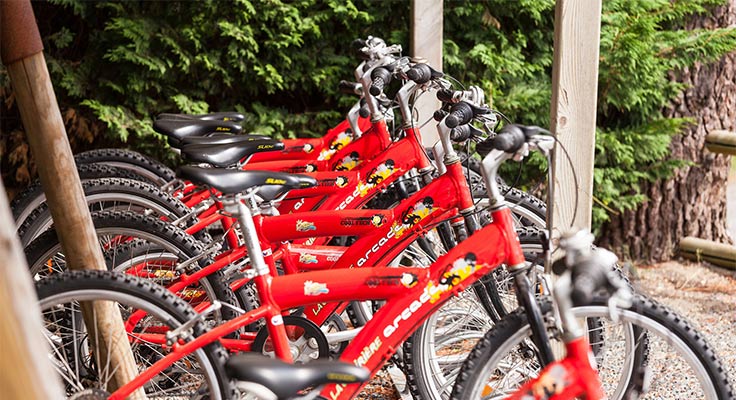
0,180 -> 63,399
548,0 -> 602,243
2,1 -> 145,396
705,130 -> 736,155
679,236 -> 736,269
411,0 -> 442,146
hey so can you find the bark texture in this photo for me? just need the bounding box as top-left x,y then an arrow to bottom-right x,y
599,0 -> 736,262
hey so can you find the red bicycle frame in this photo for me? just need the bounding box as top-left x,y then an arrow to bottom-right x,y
110,205 -> 604,400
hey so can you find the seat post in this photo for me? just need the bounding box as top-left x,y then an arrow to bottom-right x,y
221,194 -> 269,276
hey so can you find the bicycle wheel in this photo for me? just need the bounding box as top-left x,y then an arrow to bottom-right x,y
11,163 -> 154,227
25,210 -> 238,322
75,148 -> 176,186
37,270 -> 233,399
17,177 -> 195,247
451,295 -> 732,400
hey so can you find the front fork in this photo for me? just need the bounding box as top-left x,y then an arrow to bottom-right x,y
513,268 -> 555,366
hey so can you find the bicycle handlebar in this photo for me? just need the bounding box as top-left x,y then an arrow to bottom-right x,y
369,67 -> 393,96
338,80 -> 362,96
406,63 -> 443,84
445,101 -> 491,128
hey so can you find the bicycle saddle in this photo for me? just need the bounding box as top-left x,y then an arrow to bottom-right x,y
153,119 -> 244,147
156,111 -> 246,122
180,140 -> 284,167
177,166 -> 316,195
225,353 -> 370,400
179,133 -> 271,147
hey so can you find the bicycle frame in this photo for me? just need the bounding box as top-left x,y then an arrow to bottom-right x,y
128,160 -> 474,331
109,205 -> 604,400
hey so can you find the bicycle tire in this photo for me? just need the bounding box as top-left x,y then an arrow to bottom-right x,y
36,269 -> 234,399
74,148 -> 176,186
17,177 -> 197,247
451,295 -> 732,400
24,210 -> 238,323
11,163 -> 154,227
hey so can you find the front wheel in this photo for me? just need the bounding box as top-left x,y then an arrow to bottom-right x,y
36,270 -> 233,399
451,295 -> 733,400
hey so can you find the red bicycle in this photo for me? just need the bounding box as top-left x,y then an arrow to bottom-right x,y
34,124 -> 732,399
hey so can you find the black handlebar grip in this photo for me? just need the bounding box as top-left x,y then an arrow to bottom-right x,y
433,109 -> 448,122
450,125 -> 472,141
437,88 -> 460,103
445,102 -> 475,128
406,63 -> 444,84
369,67 -> 393,96
492,128 -> 526,152
338,80 -> 360,95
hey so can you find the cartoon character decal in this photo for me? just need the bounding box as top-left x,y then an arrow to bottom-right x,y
393,197 -> 434,239
319,130 -> 354,161
299,253 -> 318,264
296,220 -> 316,232
357,160 -> 396,196
303,143 -> 314,153
304,280 -> 329,296
371,214 -> 386,227
427,253 -> 477,303
335,151 -> 361,171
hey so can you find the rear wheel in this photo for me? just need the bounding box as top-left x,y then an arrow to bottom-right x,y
74,148 -> 175,186
25,210 -> 238,323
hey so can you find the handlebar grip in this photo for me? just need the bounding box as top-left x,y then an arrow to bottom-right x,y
445,102 -> 475,128
437,88 -> 460,103
449,124 -> 484,142
406,63 -> 444,84
338,80 -> 361,95
493,127 -> 526,152
369,67 -> 393,96
433,109 -> 448,122
570,259 -> 609,306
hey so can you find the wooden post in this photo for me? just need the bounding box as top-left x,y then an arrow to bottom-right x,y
1,1 -> 145,397
411,0 -> 443,146
0,180 -> 63,399
548,0 -> 602,241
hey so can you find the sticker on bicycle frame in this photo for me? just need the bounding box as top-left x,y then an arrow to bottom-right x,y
357,160 -> 396,197
428,253 -> 477,303
340,215 -> 383,227
393,197 -> 434,239
335,151 -> 360,171
271,315 -> 284,326
318,175 -> 349,188
304,280 -> 329,296
528,364 -> 568,398
382,253 -> 477,339
319,131 -> 354,161
365,273 -> 418,288
303,143 -> 314,153
296,220 -> 316,232
299,253 -> 318,264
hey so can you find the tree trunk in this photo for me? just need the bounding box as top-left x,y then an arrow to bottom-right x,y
599,0 -> 736,262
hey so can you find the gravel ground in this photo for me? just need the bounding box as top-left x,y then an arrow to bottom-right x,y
631,260 -> 736,391
357,260 -> 736,399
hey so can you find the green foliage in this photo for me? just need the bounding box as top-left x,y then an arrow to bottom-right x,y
1,0 -> 734,230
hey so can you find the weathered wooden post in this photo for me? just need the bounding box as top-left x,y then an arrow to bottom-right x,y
411,0 -> 443,146
1,0 -> 145,397
0,185 -> 63,399
548,0 -> 602,244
